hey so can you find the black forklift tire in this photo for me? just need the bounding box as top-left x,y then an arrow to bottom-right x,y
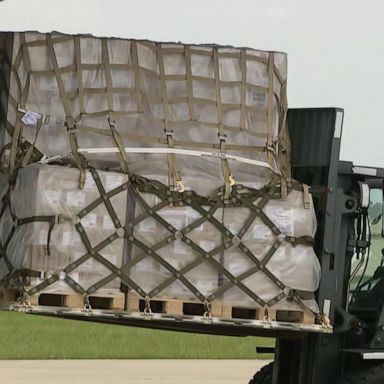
248,362 -> 273,384
337,363 -> 384,383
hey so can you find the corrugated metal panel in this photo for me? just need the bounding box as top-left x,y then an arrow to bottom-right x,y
288,108 -> 342,168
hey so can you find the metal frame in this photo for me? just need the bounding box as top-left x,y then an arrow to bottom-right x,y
268,108 -> 384,383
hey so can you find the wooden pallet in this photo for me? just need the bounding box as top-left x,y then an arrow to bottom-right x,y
126,294 -> 224,317
126,294 -> 316,324
0,287 -> 125,311
0,288 -> 18,305
227,306 -> 316,324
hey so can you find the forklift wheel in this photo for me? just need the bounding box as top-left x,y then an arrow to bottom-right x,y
337,363 -> 384,383
248,362 -> 273,384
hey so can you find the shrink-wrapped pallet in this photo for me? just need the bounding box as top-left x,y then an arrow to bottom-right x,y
129,191 -> 221,298
0,31 -> 322,319
0,164 -> 128,294
127,175 -> 320,312
0,32 -> 290,194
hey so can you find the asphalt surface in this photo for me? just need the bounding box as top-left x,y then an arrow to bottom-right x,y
0,360 -> 269,383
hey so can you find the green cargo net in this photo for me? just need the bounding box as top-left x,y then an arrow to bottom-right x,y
0,168 -> 318,321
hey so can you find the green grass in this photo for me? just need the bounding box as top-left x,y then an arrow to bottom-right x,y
0,311 -> 273,359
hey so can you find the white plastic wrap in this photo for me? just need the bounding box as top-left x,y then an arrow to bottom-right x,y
0,164 -> 128,293
129,184 -> 320,311
2,32 -> 289,194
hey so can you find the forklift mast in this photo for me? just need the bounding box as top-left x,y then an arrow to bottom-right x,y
270,108 -> 384,383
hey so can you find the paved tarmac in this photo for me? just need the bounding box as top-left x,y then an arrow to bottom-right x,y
0,359 -> 269,383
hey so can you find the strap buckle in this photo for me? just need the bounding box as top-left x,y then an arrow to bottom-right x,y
108,118 -> 117,128
17,105 -> 27,114
218,133 -> 227,142
83,295 -> 92,315
164,129 -> 174,137
203,300 -> 212,319
143,295 -> 153,316
65,116 -> 76,133
54,214 -> 71,224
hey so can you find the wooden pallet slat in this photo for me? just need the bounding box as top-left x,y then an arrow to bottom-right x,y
126,294 -> 316,324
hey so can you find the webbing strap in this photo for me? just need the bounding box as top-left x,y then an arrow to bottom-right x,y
184,46 -> 195,121
101,39 -> 130,173
89,167 -> 121,229
0,239 -> 14,278
157,44 -> 183,192
46,34 -> 85,189
240,49 -> 247,131
266,52 -> 275,167
74,36 -> 85,116
17,214 -> 73,256
108,117 -> 130,173
1,166 -> 316,314
21,117 -> 43,167
122,179 -> 312,309
10,33 -> 31,174
131,41 -> 143,113
130,190 -> 208,302
213,48 -> 233,201
187,195 -> 287,295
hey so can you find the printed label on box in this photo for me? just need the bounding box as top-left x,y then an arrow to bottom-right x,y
81,213 -> 97,229
275,208 -> 294,236
65,191 -> 85,207
269,207 -> 294,236
21,110 -> 41,126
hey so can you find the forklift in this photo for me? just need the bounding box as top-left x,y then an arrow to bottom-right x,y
25,107 -> 384,383
9,106 -> 379,384
249,107 -> 384,383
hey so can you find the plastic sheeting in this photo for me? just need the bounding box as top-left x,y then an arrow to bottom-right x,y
0,164 -> 128,293
129,185 -> 320,311
0,32 -> 321,314
0,165 -> 320,312
1,32 -> 290,193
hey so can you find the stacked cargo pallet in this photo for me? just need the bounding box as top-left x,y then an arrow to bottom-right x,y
0,32 -> 321,324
